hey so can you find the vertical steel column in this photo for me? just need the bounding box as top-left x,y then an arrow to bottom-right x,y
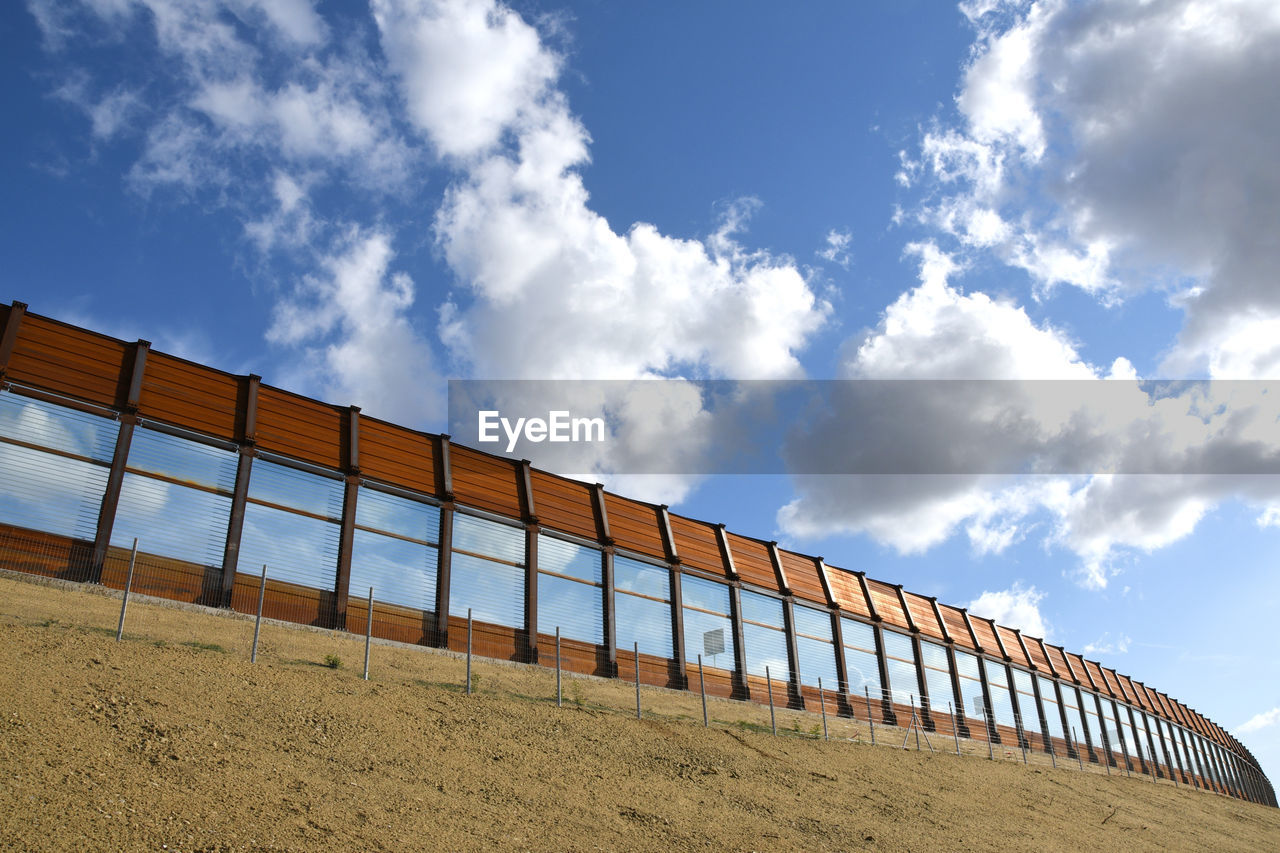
658,506 -> 685,687
89,339 -> 149,583
0,301 -> 26,384
433,436 -> 454,648
519,460 -> 539,665
219,374 -> 259,608
770,543 -> 802,709
728,584 -> 749,700
869,621 -> 896,726
974,656 -> 1000,744
828,606 -> 850,713
333,406 -> 360,630
1050,680 -> 1078,760
592,484 -> 616,676
895,585 -> 932,730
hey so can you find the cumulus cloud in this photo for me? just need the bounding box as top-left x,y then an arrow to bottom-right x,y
1237,707 -> 1280,735
914,0 -> 1280,378
778,243 -> 1280,587
817,229 -> 853,269
1082,632 -> 1130,656
968,583 -> 1048,639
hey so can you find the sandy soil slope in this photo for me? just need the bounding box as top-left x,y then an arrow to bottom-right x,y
2,571 -> 1277,852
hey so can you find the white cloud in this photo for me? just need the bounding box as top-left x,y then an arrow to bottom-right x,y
268,226 -> 442,426
968,583 -> 1049,639
817,229 -> 852,269
778,245 -> 1280,585
913,0 -> 1280,377
1082,632 -> 1130,656
1237,707 -> 1280,735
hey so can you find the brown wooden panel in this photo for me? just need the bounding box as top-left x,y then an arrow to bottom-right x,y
969,617 -> 1000,656
7,313 -> 131,408
1044,645 -> 1071,679
0,523 -> 96,582
778,549 -> 826,606
255,384 -> 344,470
938,604 -> 975,651
529,470 -> 597,541
359,417 -> 438,496
1022,635 -> 1049,670
724,533 -> 779,592
668,514 -> 727,576
230,574 -> 337,628
1082,660 -> 1111,694
345,592 -> 439,647
994,626 -> 1029,667
616,647 -> 684,689
745,673 -> 800,709
1099,667 -> 1124,700
902,591 -> 943,640
686,660 -> 737,700
825,566 -> 871,619
137,351 -> 241,440
865,579 -> 909,630
100,546 -> 221,606
450,444 -> 521,519
1064,652 -> 1091,686
442,615 -> 525,662
602,492 -> 664,559
535,634 -> 612,678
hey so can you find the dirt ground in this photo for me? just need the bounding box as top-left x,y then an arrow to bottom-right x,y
2,571 -> 1278,852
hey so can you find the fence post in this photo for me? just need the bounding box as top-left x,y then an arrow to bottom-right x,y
766,665 -> 776,735
114,538 -> 138,642
634,642 -> 641,720
984,705 -> 993,760
1120,736 -> 1132,778
865,686 -> 876,746
698,653 -> 708,727
1071,726 -> 1083,770
950,702 -> 960,756
556,627 -> 562,708
250,564 -> 266,663
363,587 -> 373,681
466,608 -> 473,695
818,677 -> 828,741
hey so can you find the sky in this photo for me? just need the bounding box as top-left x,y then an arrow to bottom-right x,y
3,0 -> 1279,784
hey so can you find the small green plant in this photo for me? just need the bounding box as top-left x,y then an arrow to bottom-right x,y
569,680 -> 585,707
324,653 -> 342,669
181,640 -> 225,653
469,672 -> 482,692
810,723 -> 822,738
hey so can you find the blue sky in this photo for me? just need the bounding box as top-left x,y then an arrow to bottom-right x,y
4,0 -> 1279,783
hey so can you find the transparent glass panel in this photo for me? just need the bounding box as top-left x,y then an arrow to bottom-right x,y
452,513 -> 525,564
355,487 -> 440,544
239,502 -> 340,590
1131,711 -> 1151,762
881,630 -> 918,704
126,427 -> 236,492
740,589 -> 787,679
1038,676 -> 1065,740
1063,701 -> 1087,749
616,591 -> 674,660
248,458 -> 343,519
1118,707 -> 1139,762
0,390 -> 118,461
793,604 -> 836,688
1100,701 -> 1123,757
1011,670 -> 1042,734
538,573 -> 604,644
681,575 -> 734,670
841,617 -> 876,652
616,556 -> 669,599
112,472 -> 232,567
844,645 -> 882,701
448,551 -> 524,627
954,650 -> 984,720
349,528 -> 437,611
986,667 -> 1016,729
920,640 -> 954,714
538,535 -> 600,584
881,629 -> 914,663
0,442 -> 109,540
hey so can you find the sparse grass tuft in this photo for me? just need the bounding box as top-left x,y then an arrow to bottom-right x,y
324,653 -> 342,669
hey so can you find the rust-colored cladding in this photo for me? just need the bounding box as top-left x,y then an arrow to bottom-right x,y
449,444 -> 521,519
724,532 -> 780,592
969,617 -> 1000,657
1082,660 -> 1109,694
995,626 -> 1029,667
1022,636 -> 1049,671
7,313 -> 132,408
1115,673 -> 1139,705
255,384 -> 345,470
668,514 -> 728,576
824,566 -> 871,619
358,416 -> 438,497
528,470 -> 597,541
865,579 -> 909,630
938,604 -> 976,651
1099,668 -> 1124,700
602,492 -> 665,559
778,549 -> 826,603
1065,652 -> 1092,687
137,351 -> 242,440
1132,681 -> 1157,713
1044,645 -> 1071,679
902,592 -> 943,641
